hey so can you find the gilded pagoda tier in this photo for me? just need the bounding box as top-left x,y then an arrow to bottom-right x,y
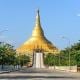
17,36 -> 58,53
16,10 -> 59,54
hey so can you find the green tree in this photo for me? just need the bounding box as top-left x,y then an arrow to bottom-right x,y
0,42 -> 16,69
17,55 -> 30,67
44,41 -> 80,66
60,49 -> 71,66
44,53 -> 55,66
75,50 -> 80,67
60,41 -> 80,66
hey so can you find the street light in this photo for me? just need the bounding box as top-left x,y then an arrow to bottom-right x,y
53,54 -> 55,70
61,36 -> 71,70
59,53 -> 61,66
53,50 -> 57,70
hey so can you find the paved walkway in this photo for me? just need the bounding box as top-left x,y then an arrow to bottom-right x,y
0,68 -> 80,80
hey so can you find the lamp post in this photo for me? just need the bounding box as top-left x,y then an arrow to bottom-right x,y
53,50 -> 57,70
18,53 -> 21,69
61,36 -> 71,70
53,54 -> 55,70
59,53 -> 61,66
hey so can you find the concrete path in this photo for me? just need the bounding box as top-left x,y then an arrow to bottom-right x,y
0,68 -> 80,80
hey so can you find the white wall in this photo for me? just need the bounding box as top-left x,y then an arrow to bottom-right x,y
49,66 -> 77,72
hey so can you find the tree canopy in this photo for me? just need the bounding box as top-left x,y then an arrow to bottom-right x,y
44,41 -> 80,66
0,42 -> 30,69
0,42 -> 16,69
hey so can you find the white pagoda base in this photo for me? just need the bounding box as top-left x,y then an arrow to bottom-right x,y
33,52 -> 45,68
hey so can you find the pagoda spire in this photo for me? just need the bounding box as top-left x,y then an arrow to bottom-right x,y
35,9 -> 40,26
32,9 -> 44,37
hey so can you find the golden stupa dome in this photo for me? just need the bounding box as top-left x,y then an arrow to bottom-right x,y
16,10 -> 59,54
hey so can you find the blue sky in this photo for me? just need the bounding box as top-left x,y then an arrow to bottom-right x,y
0,0 -> 80,49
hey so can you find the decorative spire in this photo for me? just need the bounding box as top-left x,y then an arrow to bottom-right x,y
35,9 -> 40,26
32,9 -> 44,37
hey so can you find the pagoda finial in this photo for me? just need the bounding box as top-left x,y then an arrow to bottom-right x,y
37,9 -> 39,15
36,9 -> 40,25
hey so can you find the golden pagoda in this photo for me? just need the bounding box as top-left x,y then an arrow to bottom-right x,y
16,10 -> 59,55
